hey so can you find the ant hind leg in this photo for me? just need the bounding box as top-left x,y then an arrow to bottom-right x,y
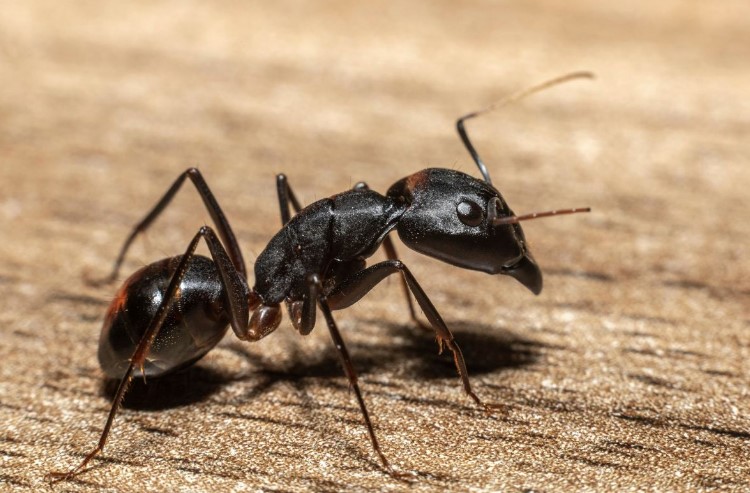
46,226 -> 250,483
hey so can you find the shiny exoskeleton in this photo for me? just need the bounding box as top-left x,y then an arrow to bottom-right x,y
48,72 -> 592,482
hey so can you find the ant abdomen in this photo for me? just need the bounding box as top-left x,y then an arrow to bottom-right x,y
98,255 -> 231,379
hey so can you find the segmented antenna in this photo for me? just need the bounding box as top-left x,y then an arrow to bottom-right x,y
491,207 -> 591,226
457,71 -> 595,185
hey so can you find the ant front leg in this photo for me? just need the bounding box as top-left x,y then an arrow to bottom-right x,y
99,167 -> 247,284
47,226 -> 251,483
379,236 -> 429,332
327,260 -> 502,414
276,175 -> 420,328
351,182 -> 426,331
303,274 -> 412,479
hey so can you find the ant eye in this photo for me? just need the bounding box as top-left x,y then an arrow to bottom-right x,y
456,200 -> 484,226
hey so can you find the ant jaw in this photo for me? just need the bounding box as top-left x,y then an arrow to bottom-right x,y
502,253 -> 543,295
491,207 -> 589,294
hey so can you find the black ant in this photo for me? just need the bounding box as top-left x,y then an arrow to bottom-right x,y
47,72 -> 592,482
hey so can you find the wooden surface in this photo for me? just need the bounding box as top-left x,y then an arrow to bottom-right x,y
1,1 -> 749,491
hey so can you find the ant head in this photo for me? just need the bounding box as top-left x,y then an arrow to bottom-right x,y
387,168 -> 543,295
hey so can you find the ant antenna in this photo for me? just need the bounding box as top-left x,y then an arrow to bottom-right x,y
457,71 -> 595,185
491,207 -> 591,226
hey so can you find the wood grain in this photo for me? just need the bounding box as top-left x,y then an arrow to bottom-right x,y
1,1 -> 748,491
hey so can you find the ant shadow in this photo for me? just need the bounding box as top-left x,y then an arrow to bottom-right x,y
102,365 -> 230,411
105,319 -> 544,411
359,318 -> 541,380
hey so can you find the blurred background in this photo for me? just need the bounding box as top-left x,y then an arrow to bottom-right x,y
1,1 -> 748,491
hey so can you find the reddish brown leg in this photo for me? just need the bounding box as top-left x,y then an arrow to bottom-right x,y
327,260 -> 502,413
314,282 -> 413,479
380,236 -> 429,331
351,182 -> 426,331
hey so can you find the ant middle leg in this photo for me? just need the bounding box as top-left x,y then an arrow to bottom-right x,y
100,168 -> 246,284
327,260 -> 501,413
277,175 -> 368,225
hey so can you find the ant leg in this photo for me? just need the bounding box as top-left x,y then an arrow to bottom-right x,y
275,173 -> 303,225
277,175 -> 422,328
288,273 -> 320,335
327,260 -> 499,413
278,174 -> 373,225
309,277 -> 409,478
351,182 -> 425,330
276,174 -> 318,328
380,236 -> 429,332
47,226 -> 250,483
275,170 -> 318,333
198,226 -> 253,339
102,168 -> 246,284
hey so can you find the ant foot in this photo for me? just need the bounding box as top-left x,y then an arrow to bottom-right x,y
44,469 -> 78,484
435,334 -> 447,355
385,465 -> 419,482
481,401 -> 508,416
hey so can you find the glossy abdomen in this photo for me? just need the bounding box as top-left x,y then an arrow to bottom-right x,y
98,255 -> 231,379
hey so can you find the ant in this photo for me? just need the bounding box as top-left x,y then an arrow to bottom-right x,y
47,72 -> 592,482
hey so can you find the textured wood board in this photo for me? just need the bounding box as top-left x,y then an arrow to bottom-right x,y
1,1 -> 749,491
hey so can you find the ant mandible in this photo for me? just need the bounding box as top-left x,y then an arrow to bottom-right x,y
47,72 -> 592,482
